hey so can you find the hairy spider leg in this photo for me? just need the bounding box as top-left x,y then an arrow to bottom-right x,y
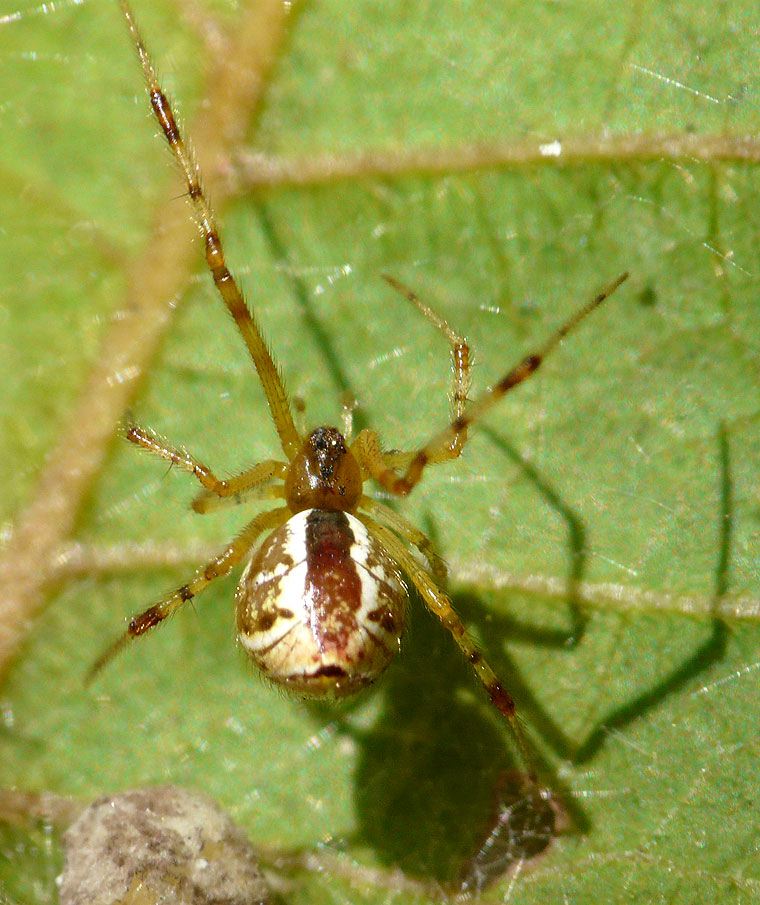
192,482 -> 285,515
339,392 -> 359,441
118,0 -> 300,459
381,274 -> 471,458
359,513 -> 537,780
88,507 -> 290,680
359,495 -> 447,587
125,422 -> 287,503
354,271 -> 629,496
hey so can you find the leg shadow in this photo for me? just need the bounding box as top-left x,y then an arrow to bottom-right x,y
341,597 -> 565,886
482,427 -> 588,644
253,201 -> 368,433
573,423 -> 731,762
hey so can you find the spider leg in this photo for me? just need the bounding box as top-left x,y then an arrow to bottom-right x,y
340,391 -> 359,442
378,450 -> 416,471
125,422 -> 287,502
355,272 -> 628,496
358,495 -> 447,586
353,430 -> 462,491
118,0 -> 301,460
352,430 -> 435,485
358,512 -> 538,780
192,481 -> 285,514
382,274 -> 471,457
87,506 -> 290,680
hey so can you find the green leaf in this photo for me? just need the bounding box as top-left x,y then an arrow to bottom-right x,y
1,1 -> 758,903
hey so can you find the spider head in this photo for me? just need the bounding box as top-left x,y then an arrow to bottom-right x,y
285,426 -> 363,512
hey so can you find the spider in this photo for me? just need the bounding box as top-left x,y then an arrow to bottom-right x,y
94,0 -> 628,778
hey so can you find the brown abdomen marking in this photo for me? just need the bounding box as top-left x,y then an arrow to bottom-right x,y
304,509 -> 363,650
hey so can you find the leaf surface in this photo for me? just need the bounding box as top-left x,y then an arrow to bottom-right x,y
0,1 -> 758,903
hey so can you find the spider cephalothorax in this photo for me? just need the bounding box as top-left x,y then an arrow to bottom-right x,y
284,427 -> 362,512
94,0 -> 629,781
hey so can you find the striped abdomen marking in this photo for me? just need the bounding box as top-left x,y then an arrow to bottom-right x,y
236,509 -> 407,697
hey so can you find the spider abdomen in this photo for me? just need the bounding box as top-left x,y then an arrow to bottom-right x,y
236,508 -> 407,697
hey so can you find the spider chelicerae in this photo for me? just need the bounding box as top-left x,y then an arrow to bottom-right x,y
95,0 -> 628,778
